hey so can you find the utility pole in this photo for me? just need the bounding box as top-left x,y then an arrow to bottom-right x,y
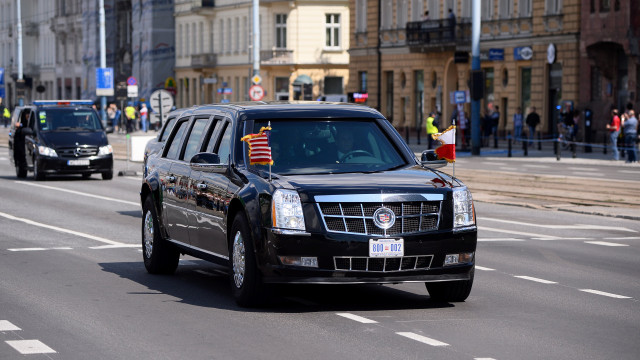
471,0 -> 482,155
99,0 -> 107,124
16,0 -> 24,106
252,0 -> 260,78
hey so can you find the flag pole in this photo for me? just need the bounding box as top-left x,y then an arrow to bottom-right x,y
268,121 -> 272,182
452,118 -> 456,179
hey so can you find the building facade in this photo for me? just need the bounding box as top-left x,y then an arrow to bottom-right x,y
174,0 -> 350,108
348,0 -> 582,141
579,0 -> 640,140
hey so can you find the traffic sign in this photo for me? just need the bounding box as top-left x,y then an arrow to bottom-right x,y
249,85 -> 265,101
251,75 -> 262,84
127,76 -> 137,86
96,68 -> 114,96
149,89 -> 174,114
127,85 -> 138,98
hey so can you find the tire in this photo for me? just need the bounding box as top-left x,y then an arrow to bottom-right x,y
33,157 -> 45,181
426,266 -> 474,302
229,212 -> 267,307
142,196 -> 179,274
101,170 -> 113,180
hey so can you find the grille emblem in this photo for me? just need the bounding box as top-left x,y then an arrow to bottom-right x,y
373,207 -> 395,230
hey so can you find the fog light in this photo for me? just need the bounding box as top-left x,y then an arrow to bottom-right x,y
278,256 -> 318,268
444,252 -> 474,266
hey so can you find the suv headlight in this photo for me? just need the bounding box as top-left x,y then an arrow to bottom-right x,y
98,145 -> 113,155
453,187 -> 475,228
272,189 -> 305,231
38,146 -> 58,157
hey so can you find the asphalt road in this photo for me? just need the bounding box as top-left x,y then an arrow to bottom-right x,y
0,147 -> 638,360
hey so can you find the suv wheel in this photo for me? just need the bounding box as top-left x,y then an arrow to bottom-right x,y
101,170 -> 113,180
230,213 -> 267,307
425,266 -> 474,302
33,157 -> 45,181
142,196 -> 179,274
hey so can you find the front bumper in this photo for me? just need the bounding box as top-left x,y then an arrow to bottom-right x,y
38,155 -> 113,175
259,228 -> 477,284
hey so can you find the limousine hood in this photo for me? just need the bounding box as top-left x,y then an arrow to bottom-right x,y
278,166 -> 461,202
41,131 -> 109,149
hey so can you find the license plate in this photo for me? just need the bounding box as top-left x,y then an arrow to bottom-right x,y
369,238 -> 404,257
67,159 -> 90,166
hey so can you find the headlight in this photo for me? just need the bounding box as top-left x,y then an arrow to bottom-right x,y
38,146 -> 58,157
98,145 -> 113,155
272,189 -> 305,231
453,187 -> 475,228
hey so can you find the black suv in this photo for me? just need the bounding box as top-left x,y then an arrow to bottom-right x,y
141,102 -> 477,306
9,100 -> 114,180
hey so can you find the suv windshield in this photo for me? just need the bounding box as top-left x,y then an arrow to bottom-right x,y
37,108 -> 103,131
250,119 -> 407,175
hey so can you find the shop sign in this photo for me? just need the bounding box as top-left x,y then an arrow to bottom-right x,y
488,49 -> 504,61
514,46 -> 533,60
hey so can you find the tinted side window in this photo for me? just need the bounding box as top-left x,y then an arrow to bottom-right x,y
182,119 -> 209,161
160,117 -> 177,142
205,119 -> 224,152
215,123 -> 232,164
165,120 -> 189,160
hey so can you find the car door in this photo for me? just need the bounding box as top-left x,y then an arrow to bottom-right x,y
22,109 -> 37,168
159,117 -> 191,243
188,118 -> 233,258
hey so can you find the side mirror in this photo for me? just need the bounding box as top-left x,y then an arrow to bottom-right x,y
420,150 -> 448,168
189,152 -> 226,173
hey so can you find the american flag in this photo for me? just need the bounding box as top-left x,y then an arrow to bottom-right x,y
241,126 -> 273,165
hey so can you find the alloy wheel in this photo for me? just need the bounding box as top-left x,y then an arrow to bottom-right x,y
143,210 -> 154,259
232,231 -> 246,288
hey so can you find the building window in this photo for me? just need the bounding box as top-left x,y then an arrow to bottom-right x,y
545,0 -> 562,15
185,23 -> 190,57
461,0 -> 471,18
243,17 -> 248,51
397,0 -> 408,28
519,0 -> 532,16
234,17 -> 239,53
590,66 -> 601,101
410,0 -> 423,21
219,20 -> 224,53
226,19 -> 231,54
325,14 -> 341,49
276,14 -> 287,49
385,71 -> 394,121
359,71 -> 367,92
382,0 -> 392,29
482,0 -> 493,20
275,77 -> 289,98
356,0 -> 368,31
192,23 -> 197,54
600,0 -> 610,11
210,20 -> 215,53
484,68 -> 495,103
499,0 -> 512,18
324,77 -> 343,94
427,0 -> 439,19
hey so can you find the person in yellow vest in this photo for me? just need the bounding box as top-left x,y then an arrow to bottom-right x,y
2,106 -> 10,128
125,103 -> 136,133
425,112 -> 439,149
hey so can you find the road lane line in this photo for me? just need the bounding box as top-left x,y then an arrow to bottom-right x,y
479,226 -> 556,239
336,313 -> 378,324
532,237 -> 592,241
8,248 -> 47,252
605,236 -> 640,240
579,289 -> 631,299
479,217 -> 637,232
15,181 -> 139,207
0,320 -> 21,331
478,238 -> 524,242
514,276 -> 557,284
475,266 -> 495,271
522,164 -> 549,168
567,167 -> 598,171
89,244 -> 140,249
0,211 -> 123,245
6,340 -> 56,355
396,332 -> 449,346
584,241 -> 628,247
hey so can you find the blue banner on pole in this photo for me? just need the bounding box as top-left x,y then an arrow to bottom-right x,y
96,68 -> 114,96
0,87 -> 5,99
0,67 -> 4,85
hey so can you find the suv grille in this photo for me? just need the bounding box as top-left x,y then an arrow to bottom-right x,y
318,201 -> 441,236
57,146 -> 98,158
334,255 -> 433,272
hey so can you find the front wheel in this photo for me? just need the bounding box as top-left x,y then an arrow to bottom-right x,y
142,196 -> 179,274
229,212 -> 267,307
425,266 -> 474,302
101,170 -> 113,180
33,157 -> 45,181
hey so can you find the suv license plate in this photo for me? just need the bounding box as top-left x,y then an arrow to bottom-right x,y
67,159 -> 90,166
369,238 -> 404,257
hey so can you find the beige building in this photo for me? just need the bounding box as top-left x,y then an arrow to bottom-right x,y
174,0 -> 350,107
348,0 -> 581,140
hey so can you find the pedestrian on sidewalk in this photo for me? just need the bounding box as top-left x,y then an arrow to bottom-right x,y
140,103 -> 149,133
425,111 -> 439,149
458,109 -> 468,149
1,101 -> 10,128
526,106 -> 540,147
606,109 -> 621,161
491,105 -> 500,148
621,109 -> 638,163
513,107 -> 523,143
125,102 -> 136,133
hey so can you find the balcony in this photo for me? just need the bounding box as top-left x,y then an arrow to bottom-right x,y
191,53 -> 217,68
260,49 -> 293,65
406,19 -> 471,52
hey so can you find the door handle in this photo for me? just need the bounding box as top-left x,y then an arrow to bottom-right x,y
166,175 -> 176,183
197,183 -> 207,190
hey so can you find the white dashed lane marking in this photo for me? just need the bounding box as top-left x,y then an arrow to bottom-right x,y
8,247 -> 73,252
584,241 -> 628,247
396,332 -> 449,347
336,313 -> 378,324
5,340 -> 56,355
15,181 -> 139,207
513,276 -> 557,284
579,289 -> 631,299
0,320 -> 21,331
475,266 -> 495,271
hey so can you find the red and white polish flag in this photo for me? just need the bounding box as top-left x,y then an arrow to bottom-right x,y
432,126 -> 456,163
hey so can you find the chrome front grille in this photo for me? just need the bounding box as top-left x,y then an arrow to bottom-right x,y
57,146 -> 98,158
318,201 -> 441,236
334,255 -> 433,272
